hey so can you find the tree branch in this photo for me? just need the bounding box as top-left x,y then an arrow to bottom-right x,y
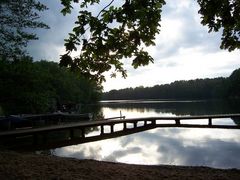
97,0 -> 115,18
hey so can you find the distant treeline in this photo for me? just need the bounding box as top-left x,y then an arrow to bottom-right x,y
103,68 -> 240,100
0,57 -> 102,115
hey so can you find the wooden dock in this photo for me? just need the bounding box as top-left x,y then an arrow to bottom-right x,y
0,114 -> 240,150
0,113 -> 91,130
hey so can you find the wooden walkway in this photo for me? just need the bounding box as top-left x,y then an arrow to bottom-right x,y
0,114 -> 240,150
0,114 -> 240,138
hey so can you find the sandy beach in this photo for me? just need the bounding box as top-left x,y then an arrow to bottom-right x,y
0,150 -> 239,180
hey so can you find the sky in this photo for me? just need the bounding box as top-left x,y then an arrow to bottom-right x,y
28,0 -> 240,92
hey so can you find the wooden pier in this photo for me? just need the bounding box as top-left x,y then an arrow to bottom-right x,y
0,113 -> 91,130
0,114 -> 240,150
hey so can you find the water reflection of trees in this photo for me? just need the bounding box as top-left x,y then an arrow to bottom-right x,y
101,100 -> 240,116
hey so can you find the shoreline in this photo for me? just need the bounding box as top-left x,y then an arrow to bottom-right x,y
0,151 -> 239,180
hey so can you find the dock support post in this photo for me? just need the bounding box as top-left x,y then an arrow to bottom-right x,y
175,119 -> 180,125
151,120 -> 156,125
144,121 -> 147,126
101,125 -> 104,135
70,129 -> 74,139
81,128 -> 85,138
123,122 -> 127,130
134,122 -> 137,128
208,118 -> 212,126
110,125 -> 114,133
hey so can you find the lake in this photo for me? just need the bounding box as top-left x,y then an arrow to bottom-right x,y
51,100 -> 240,169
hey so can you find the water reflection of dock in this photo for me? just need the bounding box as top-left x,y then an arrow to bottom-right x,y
0,114 -> 240,151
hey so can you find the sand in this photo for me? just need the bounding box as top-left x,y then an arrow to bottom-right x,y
0,151 -> 239,180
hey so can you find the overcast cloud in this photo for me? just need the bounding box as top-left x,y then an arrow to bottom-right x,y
27,0 -> 240,92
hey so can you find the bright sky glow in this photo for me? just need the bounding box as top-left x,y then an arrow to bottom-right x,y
29,0 -> 240,92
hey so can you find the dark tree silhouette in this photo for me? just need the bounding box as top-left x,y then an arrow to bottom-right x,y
60,0 -> 165,83
0,57 -> 102,115
0,0 -> 49,59
198,0 -> 240,51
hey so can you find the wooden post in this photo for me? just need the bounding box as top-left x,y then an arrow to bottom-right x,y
151,120 -> 156,125
101,125 -> 104,135
208,118 -> 212,126
70,129 -> 74,139
81,128 -> 85,138
134,122 -> 137,128
123,122 -> 127,130
144,120 -> 147,126
175,119 -> 180,125
110,125 -> 114,133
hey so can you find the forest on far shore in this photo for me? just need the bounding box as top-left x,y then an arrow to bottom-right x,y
102,68 -> 240,100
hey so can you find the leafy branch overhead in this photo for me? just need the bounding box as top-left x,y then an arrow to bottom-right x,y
197,0 -> 240,51
60,0 -> 240,83
60,0 -> 165,83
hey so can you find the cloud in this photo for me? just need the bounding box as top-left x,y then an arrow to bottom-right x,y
134,128 -> 240,168
28,0 -> 79,61
103,147 -> 142,162
102,0 -> 239,91
28,1 -> 125,61
53,145 -> 103,160
52,127 -> 240,168
150,0 -> 221,60
156,136 -> 240,168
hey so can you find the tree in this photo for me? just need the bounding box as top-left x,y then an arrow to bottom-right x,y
60,0 -> 240,83
60,0 -> 165,83
0,0 -> 49,59
0,57 -> 102,115
228,68 -> 240,98
102,75 -> 233,100
197,0 -> 240,51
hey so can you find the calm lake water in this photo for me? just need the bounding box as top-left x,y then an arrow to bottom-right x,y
51,100 -> 240,169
